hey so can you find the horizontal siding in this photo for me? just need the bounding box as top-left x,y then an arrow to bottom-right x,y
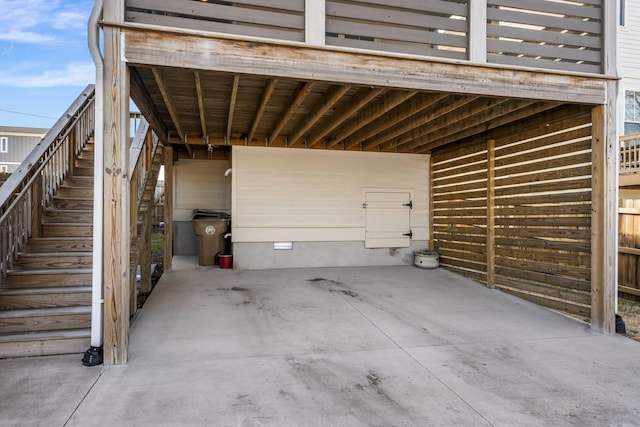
174,159 -> 230,222
0,135 -> 42,172
232,146 -> 429,242
619,0 -> 640,79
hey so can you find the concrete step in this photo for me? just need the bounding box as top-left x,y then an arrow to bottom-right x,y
14,252 -> 93,269
0,306 -> 91,334
0,286 -> 92,310
0,328 -> 90,358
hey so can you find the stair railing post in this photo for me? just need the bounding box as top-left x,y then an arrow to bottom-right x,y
30,172 -> 43,239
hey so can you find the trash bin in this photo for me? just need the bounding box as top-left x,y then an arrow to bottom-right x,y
191,210 -> 230,266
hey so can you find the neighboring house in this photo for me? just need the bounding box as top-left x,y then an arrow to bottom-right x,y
618,0 -> 640,135
0,126 -> 47,173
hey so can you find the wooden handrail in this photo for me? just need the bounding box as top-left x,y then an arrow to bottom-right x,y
0,85 -> 95,277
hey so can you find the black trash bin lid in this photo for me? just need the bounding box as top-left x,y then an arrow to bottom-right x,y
191,209 -> 230,220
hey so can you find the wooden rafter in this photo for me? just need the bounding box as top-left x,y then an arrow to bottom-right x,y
327,91 -> 417,148
247,78 -> 277,144
130,68 -> 169,146
194,71 -> 207,141
152,68 -> 192,157
414,101 -> 559,153
307,87 -> 385,148
288,85 -> 351,147
269,82 -> 314,145
343,92 -> 449,150
374,96 -> 499,152
227,75 -> 240,143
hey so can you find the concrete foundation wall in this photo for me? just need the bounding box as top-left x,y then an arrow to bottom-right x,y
233,240 -> 429,270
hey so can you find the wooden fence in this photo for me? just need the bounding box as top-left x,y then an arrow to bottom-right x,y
432,104 -> 593,319
619,198 -> 640,301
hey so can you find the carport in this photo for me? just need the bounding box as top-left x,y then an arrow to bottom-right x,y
96,0 -> 619,364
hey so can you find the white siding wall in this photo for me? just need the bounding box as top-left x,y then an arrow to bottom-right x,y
174,159 -> 231,221
232,146 -> 429,243
619,0 -> 640,82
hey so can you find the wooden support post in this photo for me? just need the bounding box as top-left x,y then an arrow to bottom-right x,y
429,155 -> 435,253
30,173 -> 42,239
469,0 -> 487,64
305,0 -> 325,46
102,0 -> 131,364
486,139 -> 495,288
591,101 -> 616,333
129,171 -> 138,317
140,209 -> 153,294
163,146 -> 173,273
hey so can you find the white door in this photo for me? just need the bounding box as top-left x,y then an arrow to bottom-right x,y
364,191 -> 412,248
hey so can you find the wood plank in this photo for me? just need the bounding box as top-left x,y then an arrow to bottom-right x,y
496,246 -> 591,268
194,72 -> 208,139
103,24 -> 131,365
496,256 -> 591,281
289,85 -> 350,147
354,93 -> 450,150
269,82 -> 313,145
163,146 -> 173,273
227,75 -> 240,143
487,138 -> 495,288
328,90 -> 417,148
307,87 -> 385,148
377,95 -> 482,152
495,276 -> 591,306
122,27 -> 609,104
591,102 -> 616,333
439,256 -> 487,273
495,265 -> 590,292
494,227 -> 591,240
247,79 -> 277,144
496,285 -> 591,318
495,236 -> 591,253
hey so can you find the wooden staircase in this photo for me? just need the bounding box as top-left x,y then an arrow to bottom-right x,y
0,142 -> 96,357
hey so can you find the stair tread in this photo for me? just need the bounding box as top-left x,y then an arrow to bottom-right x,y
17,252 -> 93,258
7,267 -> 92,276
0,328 -> 91,343
0,286 -> 92,295
0,306 -> 92,318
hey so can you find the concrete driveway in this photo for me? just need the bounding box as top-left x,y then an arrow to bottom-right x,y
2,257 -> 640,426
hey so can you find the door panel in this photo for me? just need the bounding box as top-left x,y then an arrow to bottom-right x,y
364,191 -> 411,248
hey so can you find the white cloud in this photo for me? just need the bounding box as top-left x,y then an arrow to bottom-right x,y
0,62 -> 94,87
0,0 -> 90,44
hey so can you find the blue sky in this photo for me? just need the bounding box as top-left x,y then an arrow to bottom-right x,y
0,0 -> 95,129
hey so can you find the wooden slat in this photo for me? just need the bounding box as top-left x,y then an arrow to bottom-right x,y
496,246 -> 590,268
247,79 -> 277,144
495,236 -> 591,253
269,82 -> 313,145
226,75 -> 240,143
496,285 -> 591,318
307,87 -> 384,148
495,265 -> 590,292
495,276 -> 591,306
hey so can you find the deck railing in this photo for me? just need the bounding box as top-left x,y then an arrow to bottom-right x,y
0,85 -> 95,278
620,132 -> 640,174
128,118 -> 162,307
124,0 -> 605,75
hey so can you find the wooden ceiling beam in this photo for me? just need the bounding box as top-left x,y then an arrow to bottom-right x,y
375,96 -> 501,152
269,82 -> 314,145
194,71 -> 208,142
343,92 -> 449,150
130,67 -> 169,146
247,78 -> 277,144
152,68 -> 191,157
413,102 -> 560,153
307,87 -> 385,148
227,75 -> 240,143
288,85 -> 351,147
327,90 -> 418,149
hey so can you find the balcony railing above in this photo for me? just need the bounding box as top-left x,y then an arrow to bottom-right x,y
124,0 -> 606,75
620,132 -> 640,175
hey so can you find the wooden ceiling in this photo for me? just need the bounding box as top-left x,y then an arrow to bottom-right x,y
131,65 -> 562,158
